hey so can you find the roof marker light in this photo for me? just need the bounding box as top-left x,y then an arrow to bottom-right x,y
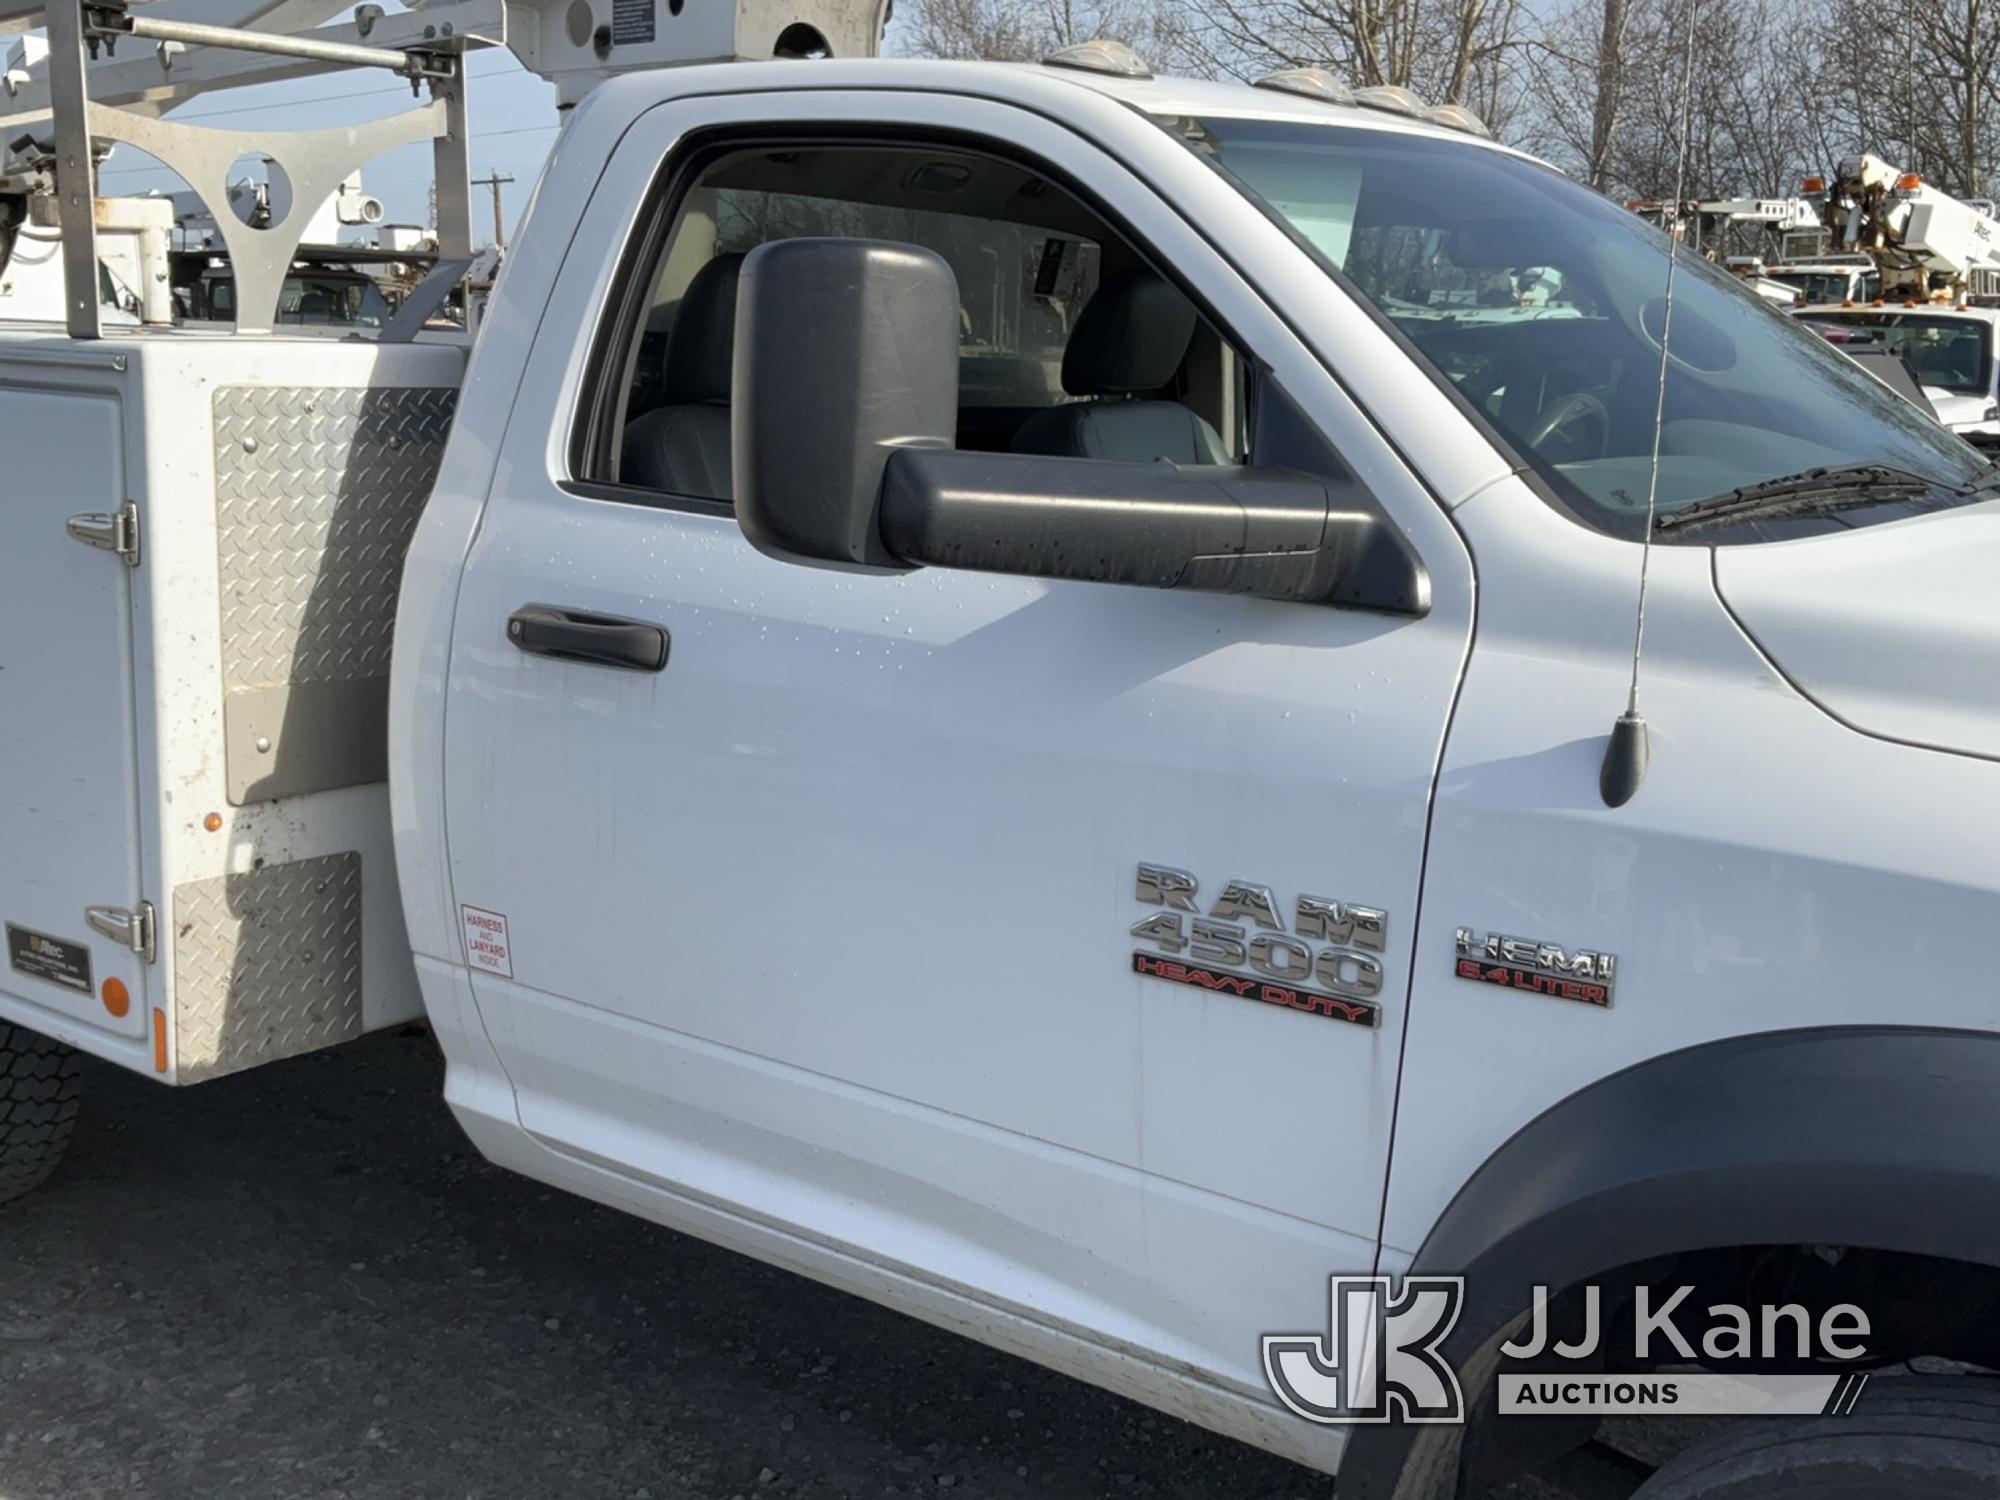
1896,173 -> 1924,192
1802,175 -> 1826,193
1041,39 -> 1151,78
1352,84 -> 1427,118
1425,102 -> 1492,137
1253,67 -> 1355,106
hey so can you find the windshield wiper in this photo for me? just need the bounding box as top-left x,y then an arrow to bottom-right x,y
1655,463 -> 1951,534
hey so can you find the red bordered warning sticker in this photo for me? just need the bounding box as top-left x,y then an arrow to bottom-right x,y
459,904 -> 513,979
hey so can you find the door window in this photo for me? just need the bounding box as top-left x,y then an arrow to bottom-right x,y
577,141 -> 1251,504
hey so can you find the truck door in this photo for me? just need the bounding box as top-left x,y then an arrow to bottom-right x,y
439,92 -> 1474,1410
0,385 -> 150,1056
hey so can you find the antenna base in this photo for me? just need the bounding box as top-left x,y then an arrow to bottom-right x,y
1600,710 -> 1650,808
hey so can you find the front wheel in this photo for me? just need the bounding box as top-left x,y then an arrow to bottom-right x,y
0,1021 -> 81,1205
1633,1377 -> 2000,1499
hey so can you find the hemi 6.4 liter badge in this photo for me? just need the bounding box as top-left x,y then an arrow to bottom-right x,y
1453,929 -> 1616,1007
1129,864 -> 1386,1029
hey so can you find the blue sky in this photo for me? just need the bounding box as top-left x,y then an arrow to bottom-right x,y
93,8 -> 914,240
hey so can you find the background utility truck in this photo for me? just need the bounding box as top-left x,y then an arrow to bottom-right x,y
3,4 -> 2000,1497
1784,156 -> 2000,439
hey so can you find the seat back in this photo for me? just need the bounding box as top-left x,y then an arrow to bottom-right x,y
1011,270 -> 1228,464
621,254 -> 744,498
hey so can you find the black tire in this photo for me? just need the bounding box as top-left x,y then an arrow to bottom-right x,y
0,1021 -> 81,1205
1632,1376 -> 2000,1500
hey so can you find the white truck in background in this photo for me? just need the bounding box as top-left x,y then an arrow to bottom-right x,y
1626,196 -> 1826,304
1785,156 -> 2000,436
4,6 -> 2000,1499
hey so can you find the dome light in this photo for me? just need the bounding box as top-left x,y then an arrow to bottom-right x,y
1425,102 -> 1491,137
1042,39 -> 1152,78
1253,68 -> 1355,106
1352,84 -> 1427,118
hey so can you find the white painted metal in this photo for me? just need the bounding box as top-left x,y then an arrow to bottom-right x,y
8,40 -> 2000,1485
0,381 -> 150,1054
0,329 -> 460,1080
1382,475 -> 2000,1252
407,78 -> 1476,1474
1714,500 -> 2000,761
389,58 -> 2000,1474
0,219 -> 138,322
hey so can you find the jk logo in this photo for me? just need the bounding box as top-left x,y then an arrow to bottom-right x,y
1262,1276 -> 1467,1424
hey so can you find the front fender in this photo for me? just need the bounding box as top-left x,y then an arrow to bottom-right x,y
1337,1025 -> 2000,1500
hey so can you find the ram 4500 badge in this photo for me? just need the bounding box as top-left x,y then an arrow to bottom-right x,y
1129,864 -> 1388,1028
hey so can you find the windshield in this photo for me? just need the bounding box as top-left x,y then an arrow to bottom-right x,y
1805,312 -> 1993,396
1182,118 -> 1985,538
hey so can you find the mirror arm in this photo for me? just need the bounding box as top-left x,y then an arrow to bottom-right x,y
880,451 -> 1429,615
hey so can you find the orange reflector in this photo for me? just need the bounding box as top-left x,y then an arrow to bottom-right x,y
1802,176 -> 1826,192
102,977 -> 130,1018
1904,299 -> 1918,307
153,1010 -> 168,1074
204,812 -> 223,832
1872,298 -> 1886,306
1843,298 -> 1856,306
1897,173 -> 1923,191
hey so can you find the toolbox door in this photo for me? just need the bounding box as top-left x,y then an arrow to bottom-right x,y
0,387 -> 149,1046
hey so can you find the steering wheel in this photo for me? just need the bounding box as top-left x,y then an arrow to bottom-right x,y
1525,389 -> 1609,460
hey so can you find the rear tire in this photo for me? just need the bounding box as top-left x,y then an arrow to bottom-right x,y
1631,1377 -> 2000,1499
0,1022 -> 81,1205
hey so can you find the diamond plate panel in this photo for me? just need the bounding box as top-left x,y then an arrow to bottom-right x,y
171,852 -> 364,1083
213,386 -> 456,692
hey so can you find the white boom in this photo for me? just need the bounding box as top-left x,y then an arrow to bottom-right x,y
1811,152 -> 2000,302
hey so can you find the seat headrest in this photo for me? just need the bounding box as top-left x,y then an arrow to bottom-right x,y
659,253 -> 745,405
1061,270 -> 1199,397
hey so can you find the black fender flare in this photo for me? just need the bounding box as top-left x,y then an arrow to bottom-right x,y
1336,1025 -> 2000,1500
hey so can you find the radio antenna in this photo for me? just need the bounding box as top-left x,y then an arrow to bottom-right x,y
1600,0 -> 1701,807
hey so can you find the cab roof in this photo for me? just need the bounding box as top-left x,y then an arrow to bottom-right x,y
591,55 -> 1521,156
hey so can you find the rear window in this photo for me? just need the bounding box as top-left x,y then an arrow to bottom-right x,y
706,185 -> 1101,407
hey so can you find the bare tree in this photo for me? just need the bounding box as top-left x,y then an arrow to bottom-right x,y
1521,0 -> 1822,202
898,0 -> 1197,71
1812,0 -> 2000,195
904,0 -> 2000,210
1588,0 -> 1632,191
1183,0 -> 1535,128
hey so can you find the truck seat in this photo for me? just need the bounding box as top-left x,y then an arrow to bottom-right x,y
622,254 -> 743,498
1010,270 -> 1228,465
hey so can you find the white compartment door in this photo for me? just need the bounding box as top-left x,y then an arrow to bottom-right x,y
0,389 -> 149,1043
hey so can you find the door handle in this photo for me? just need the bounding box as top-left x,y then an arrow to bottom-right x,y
507,606 -> 669,672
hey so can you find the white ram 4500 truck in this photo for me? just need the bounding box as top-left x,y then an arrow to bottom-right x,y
4,32 -> 2000,1500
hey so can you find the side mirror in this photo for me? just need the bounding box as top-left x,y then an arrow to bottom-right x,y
879,452 -> 1428,613
731,237 -> 1428,615
733,237 -> 960,570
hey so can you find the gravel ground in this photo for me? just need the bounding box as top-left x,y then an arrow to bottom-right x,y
0,1029 -> 1574,1500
